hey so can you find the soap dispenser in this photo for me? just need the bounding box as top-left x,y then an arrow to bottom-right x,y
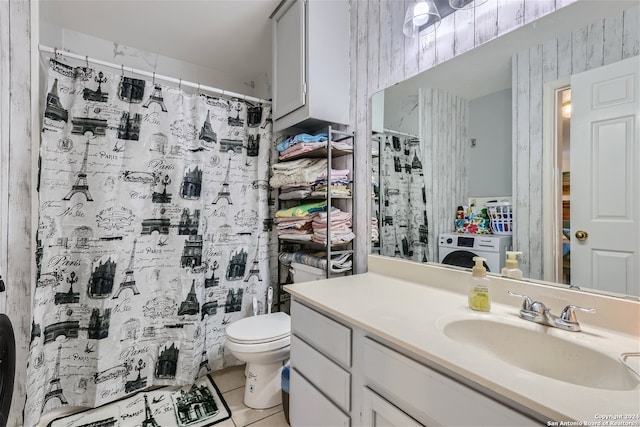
501,251 -> 523,280
468,256 -> 491,312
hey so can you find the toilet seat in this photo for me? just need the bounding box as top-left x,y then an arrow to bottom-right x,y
225,312 -> 291,349
225,335 -> 290,353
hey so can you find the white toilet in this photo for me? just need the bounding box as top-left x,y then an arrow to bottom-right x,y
225,312 -> 291,409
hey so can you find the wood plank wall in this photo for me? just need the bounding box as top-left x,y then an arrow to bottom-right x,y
349,0 -> 569,273
0,1 -> 33,425
419,88 -> 469,262
513,4 -> 639,278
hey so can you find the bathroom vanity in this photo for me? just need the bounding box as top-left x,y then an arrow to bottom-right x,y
284,255 -> 640,426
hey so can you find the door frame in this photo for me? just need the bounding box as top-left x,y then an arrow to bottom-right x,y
542,76 -> 570,283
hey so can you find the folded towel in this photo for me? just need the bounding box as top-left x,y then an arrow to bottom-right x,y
276,133 -> 328,152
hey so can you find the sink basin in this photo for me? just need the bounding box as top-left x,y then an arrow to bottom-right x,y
442,317 -> 639,391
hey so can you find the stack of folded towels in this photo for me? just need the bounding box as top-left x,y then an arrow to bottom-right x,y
275,201 -> 327,242
276,132 -> 353,161
277,133 -> 328,160
278,250 -> 352,274
270,158 -> 351,199
311,207 -> 355,245
371,217 -> 379,243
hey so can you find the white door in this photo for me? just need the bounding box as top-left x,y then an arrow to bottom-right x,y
570,55 -> 639,296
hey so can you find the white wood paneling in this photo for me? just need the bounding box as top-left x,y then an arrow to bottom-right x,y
390,0 -> 406,86
355,0 -> 370,274
419,88 -> 469,262
571,26 -> 588,74
475,0 -> 498,47
622,5 -> 640,59
496,0 -> 524,37
514,49 -> 531,277
403,0 -> 419,79
603,14 -> 624,66
528,44 -> 544,280
418,31 -> 437,73
524,0 -> 555,25
435,14 -> 456,64
454,7 -> 475,56
0,1 -> 32,425
586,20 -> 605,71
542,38 -> 558,84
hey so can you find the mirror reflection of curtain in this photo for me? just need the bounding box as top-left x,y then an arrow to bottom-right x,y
419,88 -> 470,262
379,134 -> 427,262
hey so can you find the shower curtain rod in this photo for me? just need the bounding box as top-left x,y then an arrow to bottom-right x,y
38,44 -> 272,105
383,128 -> 418,138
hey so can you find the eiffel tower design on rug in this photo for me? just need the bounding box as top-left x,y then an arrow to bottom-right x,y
212,156 -> 232,205
113,238 -> 140,299
244,235 -> 262,282
63,138 -> 93,201
42,344 -> 68,411
142,394 -> 160,427
142,84 -> 168,112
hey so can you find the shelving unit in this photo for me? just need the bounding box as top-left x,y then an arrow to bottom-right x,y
272,126 -> 354,311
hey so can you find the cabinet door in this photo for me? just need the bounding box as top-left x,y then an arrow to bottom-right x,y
362,387 -> 423,427
290,367 -> 350,427
272,0 -> 306,120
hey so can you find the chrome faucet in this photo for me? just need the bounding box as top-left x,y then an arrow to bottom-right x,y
508,291 -> 596,332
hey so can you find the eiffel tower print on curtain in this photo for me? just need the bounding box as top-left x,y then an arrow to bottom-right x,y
113,239 -> 140,299
63,138 -> 93,202
42,344 -> 68,412
212,157 -> 232,205
143,84 -> 168,112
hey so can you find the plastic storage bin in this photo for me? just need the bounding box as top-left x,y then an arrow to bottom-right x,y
281,364 -> 290,425
486,201 -> 513,235
290,263 -> 346,283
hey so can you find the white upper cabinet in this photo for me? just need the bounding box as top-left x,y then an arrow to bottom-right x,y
271,0 -> 350,132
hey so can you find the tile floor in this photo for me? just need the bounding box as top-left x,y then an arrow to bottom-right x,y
212,364 -> 290,427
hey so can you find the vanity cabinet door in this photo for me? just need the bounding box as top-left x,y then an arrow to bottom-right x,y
363,337 -> 538,426
290,367 -> 350,427
362,387 -> 423,427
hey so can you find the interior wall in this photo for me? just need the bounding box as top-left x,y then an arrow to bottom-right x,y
349,0 -> 567,273
468,88 -> 512,197
0,1 -> 32,425
512,4 -> 640,279
39,22 -> 265,100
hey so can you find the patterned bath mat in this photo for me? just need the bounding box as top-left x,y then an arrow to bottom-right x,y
48,374 -> 231,427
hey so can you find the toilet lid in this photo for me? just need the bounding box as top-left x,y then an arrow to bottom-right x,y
225,312 -> 290,344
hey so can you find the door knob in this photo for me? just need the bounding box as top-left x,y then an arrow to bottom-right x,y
575,230 -> 588,241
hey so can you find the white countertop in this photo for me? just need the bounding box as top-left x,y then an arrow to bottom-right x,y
284,256 -> 640,423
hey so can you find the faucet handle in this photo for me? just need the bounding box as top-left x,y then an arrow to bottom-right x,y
508,291 -> 533,311
560,305 -> 596,323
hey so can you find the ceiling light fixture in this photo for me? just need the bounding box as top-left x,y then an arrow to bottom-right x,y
449,0 -> 488,10
403,0 -> 441,37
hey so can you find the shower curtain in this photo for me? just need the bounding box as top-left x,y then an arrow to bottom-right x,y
25,59 -> 272,425
378,134 -> 428,262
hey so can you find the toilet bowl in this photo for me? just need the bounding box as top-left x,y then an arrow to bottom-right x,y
225,312 -> 291,409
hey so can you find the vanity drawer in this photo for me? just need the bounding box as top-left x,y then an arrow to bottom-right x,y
291,334 -> 351,411
290,367 -> 350,427
363,337 -> 537,426
291,300 -> 351,367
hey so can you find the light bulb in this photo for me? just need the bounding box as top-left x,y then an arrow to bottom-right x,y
561,102 -> 572,118
412,2 -> 431,26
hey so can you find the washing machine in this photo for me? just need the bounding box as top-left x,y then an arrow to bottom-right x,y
438,233 -> 512,273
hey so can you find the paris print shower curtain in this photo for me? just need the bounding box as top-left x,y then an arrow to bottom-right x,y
25,59 -> 272,425
378,134 -> 428,262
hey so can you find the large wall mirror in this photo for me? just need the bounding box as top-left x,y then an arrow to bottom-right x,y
370,0 -> 639,300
